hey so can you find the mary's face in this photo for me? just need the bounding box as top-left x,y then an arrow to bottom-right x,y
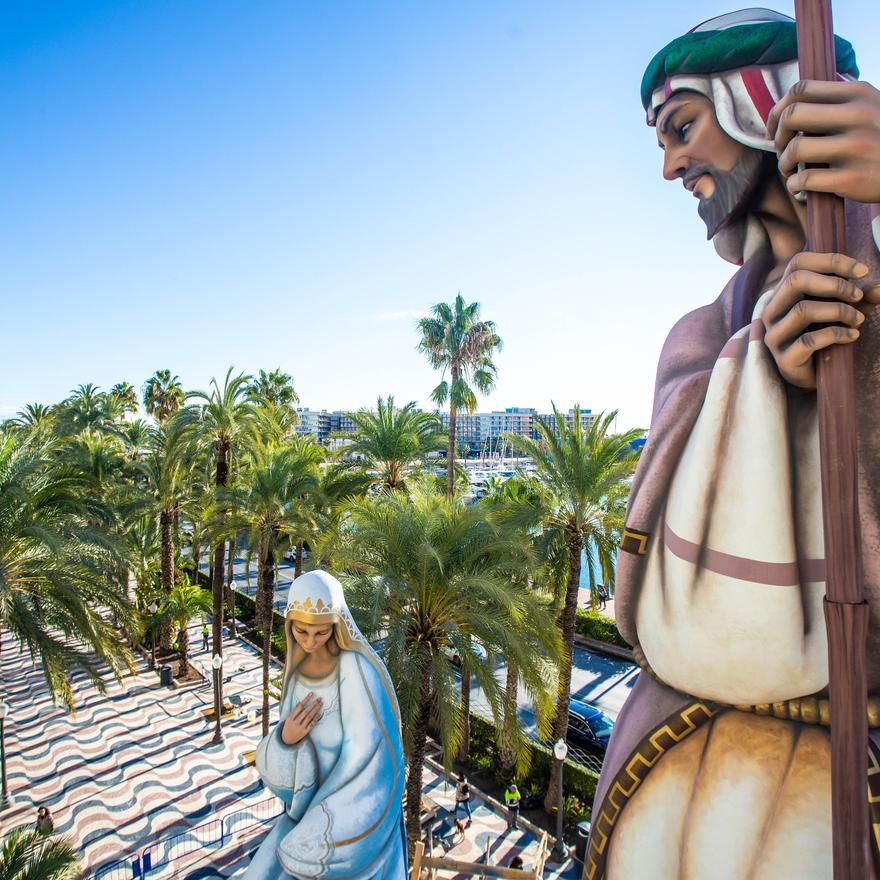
290,620 -> 334,653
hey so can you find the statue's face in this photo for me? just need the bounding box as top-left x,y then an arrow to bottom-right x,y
291,620 -> 334,654
656,92 -> 767,238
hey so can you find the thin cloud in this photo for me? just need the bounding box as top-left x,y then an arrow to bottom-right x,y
374,309 -> 424,322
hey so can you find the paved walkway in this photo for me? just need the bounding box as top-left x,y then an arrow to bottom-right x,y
419,764 -> 581,877
0,620 -> 275,877
0,621 -> 585,878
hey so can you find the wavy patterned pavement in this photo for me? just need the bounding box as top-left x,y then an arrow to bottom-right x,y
1,620 -> 582,879
0,621 -> 280,878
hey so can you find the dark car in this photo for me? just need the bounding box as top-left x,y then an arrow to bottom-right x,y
566,698 -> 614,752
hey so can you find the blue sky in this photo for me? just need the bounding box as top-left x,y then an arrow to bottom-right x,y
3,1 -> 878,429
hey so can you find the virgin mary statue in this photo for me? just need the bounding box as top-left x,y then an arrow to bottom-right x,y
243,570 -> 407,879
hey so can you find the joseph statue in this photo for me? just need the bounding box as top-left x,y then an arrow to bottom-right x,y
586,9 -> 880,879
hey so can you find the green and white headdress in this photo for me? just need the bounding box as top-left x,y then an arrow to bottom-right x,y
641,8 -> 864,263
642,8 -> 858,149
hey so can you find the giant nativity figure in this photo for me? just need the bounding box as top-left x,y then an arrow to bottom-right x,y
586,8 -> 880,880
243,570 -> 407,879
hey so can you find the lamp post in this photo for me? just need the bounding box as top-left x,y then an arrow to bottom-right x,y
0,699 -> 15,811
148,601 -> 158,671
550,737 -> 568,863
211,654 -> 224,745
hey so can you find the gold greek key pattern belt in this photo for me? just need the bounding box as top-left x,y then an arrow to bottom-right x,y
585,702 -> 717,880
586,702 -> 880,880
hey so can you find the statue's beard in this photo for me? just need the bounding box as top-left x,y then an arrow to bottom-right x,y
689,150 -> 772,239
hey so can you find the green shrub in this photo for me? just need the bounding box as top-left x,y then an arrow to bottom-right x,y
575,609 -> 629,649
467,713 -> 598,807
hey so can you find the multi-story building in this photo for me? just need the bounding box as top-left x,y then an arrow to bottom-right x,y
295,404 -> 598,454
437,406 -> 595,454
294,408 -> 333,443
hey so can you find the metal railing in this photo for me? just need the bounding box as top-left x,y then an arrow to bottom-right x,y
89,795 -> 284,880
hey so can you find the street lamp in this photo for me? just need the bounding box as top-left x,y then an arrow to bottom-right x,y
211,654 -> 224,745
148,602 -> 158,670
550,737 -> 569,862
0,699 -> 16,811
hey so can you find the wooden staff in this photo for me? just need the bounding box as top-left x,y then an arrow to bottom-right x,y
793,2 -> 869,877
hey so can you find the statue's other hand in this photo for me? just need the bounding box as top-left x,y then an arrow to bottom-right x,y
762,251 -> 880,389
281,691 -> 324,746
767,79 -> 880,204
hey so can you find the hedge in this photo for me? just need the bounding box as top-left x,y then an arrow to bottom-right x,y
575,609 -> 629,649
468,713 -> 599,806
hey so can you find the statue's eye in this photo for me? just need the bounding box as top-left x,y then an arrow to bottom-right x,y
678,122 -> 693,141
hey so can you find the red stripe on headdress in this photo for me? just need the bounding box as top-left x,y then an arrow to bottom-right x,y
740,68 -> 775,123
664,77 -> 672,99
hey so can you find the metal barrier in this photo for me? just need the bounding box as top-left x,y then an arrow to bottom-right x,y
88,796 -> 284,879
141,817 -> 223,874
92,858 -> 141,880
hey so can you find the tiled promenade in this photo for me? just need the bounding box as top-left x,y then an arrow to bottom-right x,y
418,765 -> 580,876
0,621 -> 582,878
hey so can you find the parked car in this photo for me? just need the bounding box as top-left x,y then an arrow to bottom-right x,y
566,698 -> 614,753
441,640 -> 488,666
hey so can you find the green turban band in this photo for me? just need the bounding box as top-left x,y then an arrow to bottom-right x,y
641,20 -> 858,112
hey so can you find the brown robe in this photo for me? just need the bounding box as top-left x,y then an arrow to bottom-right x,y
588,201 -> 880,874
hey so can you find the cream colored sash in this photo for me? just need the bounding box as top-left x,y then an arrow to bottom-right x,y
636,292 -> 828,705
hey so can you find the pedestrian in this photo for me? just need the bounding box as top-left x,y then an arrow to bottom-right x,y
35,805 -> 54,836
201,624 -> 209,651
597,584 -> 608,610
504,781 -> 521,830
453,772 -> 472,827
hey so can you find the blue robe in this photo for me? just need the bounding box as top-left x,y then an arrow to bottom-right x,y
244,650 -> 407,879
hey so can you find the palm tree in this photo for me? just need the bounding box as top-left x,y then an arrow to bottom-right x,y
136,420 -> 193,652
163,577 -> 212,676
178,368 -> 256,707
417,294 -> 502,496
9,403 -> 55,435
143,370 -> 185,423
0,827 -> 81,880
505,406 -> 643,811
0,432 -> 136,709
109,381 -> 139,416
341,396 -> 445,491
115,418 -> 152,459
247,368 -> 299,410
333,483 -> 559,852
218,443 -> 318,735
481,474 -> 550,775
54,384 -> 112,435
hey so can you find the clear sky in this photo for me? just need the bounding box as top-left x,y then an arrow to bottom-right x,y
3,1 -> 878,429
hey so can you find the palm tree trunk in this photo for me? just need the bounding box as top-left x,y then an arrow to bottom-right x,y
446,401 -> 457,497
226,536 -> 236,625
500,658 -> 519,774
295,540 -> 303,579
159,509 -> 175,653
178,624 -> 190,676
458,656 -> 471,763
544,532 -> 582,814
211,441 -> 230,706
192,531 -> 201,585
405,664 -> 433,854
259,543 -> 275,738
